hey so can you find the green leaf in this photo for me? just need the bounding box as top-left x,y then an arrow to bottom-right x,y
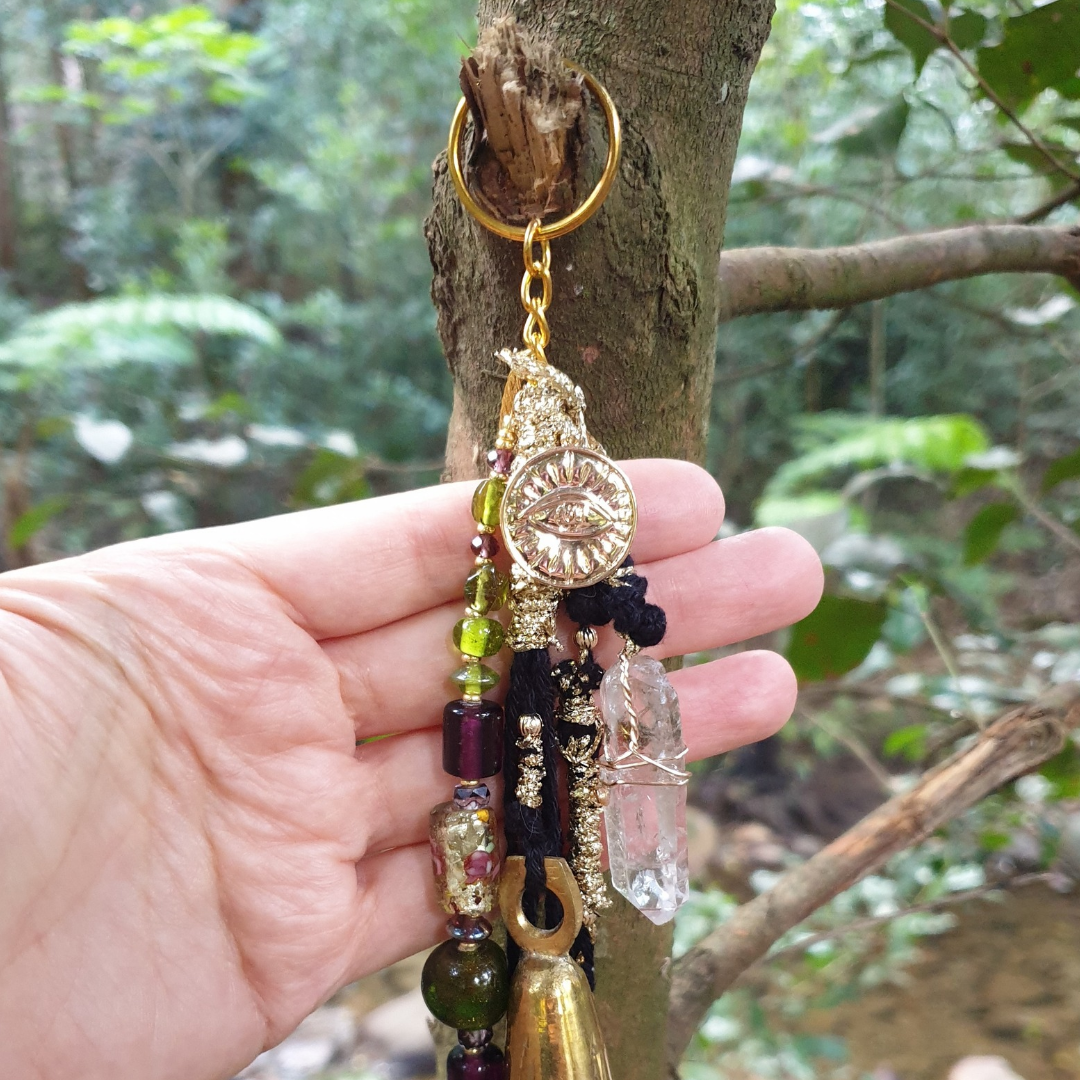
291,449 -> 369,508
786,594 -> 889,683
8,497 -> 69,549
765,414 -> 990,498
830,98 -> 911,157
883,724 -> 928,762
0,294 -> 281,374
1039,742 -> 1080,799
977,0 -> 1080,109
962,502 -> 1020,565
950,465 -> 1002,498
1042,447 -> 1080,492
885,0 -> 941,74
948,8 -> 988,49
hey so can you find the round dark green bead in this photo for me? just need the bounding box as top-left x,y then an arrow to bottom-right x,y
421,938 -> 508,1030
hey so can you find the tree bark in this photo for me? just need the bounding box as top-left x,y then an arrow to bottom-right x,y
665,684 -> 1080,1064
717,224 -> 1080,321
426,3 -> 774,1078
427,0 -> 774,478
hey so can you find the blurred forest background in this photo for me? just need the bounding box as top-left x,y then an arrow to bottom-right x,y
1,0 -> 1080,1078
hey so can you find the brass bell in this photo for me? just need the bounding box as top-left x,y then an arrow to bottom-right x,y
499,856 -> 612,1080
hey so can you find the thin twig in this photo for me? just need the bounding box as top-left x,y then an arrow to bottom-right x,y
666,684 -> 1080,1063
798,706 -> 894,793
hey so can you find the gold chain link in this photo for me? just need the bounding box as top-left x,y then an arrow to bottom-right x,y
520,218 -> 553,363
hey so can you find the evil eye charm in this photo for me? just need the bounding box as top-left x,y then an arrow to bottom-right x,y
500,446 -> 636,589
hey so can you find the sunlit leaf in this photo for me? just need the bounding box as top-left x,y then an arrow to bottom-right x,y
883,724 -> 928,762
787,594 -> 889,683
962,502 -> 1020,565
766,414 -> 990,498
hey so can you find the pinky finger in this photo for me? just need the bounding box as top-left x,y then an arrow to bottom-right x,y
346,843 -> 445,984
674,650 -> 798,762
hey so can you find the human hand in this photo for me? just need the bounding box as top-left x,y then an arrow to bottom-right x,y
0,460 -> 821,1080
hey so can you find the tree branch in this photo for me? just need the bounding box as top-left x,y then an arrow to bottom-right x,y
665,684 -> 1080,1065
717,224 -> 1080,321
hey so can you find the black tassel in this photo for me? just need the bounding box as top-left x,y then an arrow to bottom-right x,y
503,646 -> 562,974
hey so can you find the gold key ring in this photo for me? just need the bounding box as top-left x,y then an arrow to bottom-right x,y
447,62 -> 621,242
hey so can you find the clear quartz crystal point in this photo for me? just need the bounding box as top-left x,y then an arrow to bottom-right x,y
599,653 -> 689,924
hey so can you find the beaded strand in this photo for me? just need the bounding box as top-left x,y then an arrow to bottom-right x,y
421,449 -> 514,1080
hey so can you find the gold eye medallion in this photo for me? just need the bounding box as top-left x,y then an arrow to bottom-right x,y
500,446 -> 636,589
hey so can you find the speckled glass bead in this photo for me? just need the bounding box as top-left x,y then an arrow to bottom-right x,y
421,939 -> 508,1030
430,798 -> 500,915
464,564 -> 508,614
450,662 -> 500,697
447,1042 -> 507,1080
453,616 -> 504,658
471,477 -> 507,530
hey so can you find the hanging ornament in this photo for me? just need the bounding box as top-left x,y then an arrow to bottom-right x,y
422,55 -> 691,1075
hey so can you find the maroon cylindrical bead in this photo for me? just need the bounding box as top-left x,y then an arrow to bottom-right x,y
443,699 -> 503,779
447,1043 -> 506,1080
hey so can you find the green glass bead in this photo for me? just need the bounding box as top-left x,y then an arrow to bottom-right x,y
421,938 -> 508,1030
451,662 -> 500,696
471,477 -> 506,530
453,616 -> 505,658
464,564 -> 509,614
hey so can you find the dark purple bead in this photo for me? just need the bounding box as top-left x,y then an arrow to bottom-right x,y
443,700 -> 503,780
470,533 -> 500,559
458,1028 -> 493,1049
486,448 -> 513,475
447,914 -> 492,942
447,1043 -> 506,1080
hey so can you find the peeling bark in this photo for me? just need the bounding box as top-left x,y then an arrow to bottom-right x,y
427,0 -> 774,480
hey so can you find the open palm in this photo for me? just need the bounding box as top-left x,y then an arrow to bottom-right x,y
0,460 -> 821,1080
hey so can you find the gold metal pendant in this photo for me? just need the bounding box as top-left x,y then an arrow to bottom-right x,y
501,445 -> 636,589
499,856 -> 613,1080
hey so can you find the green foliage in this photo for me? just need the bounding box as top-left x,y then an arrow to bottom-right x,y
1042,447 -> 1080,492
760,413 -> 989,507
786,594 -> 889,681
0,295 -> 280,376
63,6 -> 263,120
883,0 -> 938,75
977,0 -> 1080,110
8,497 -> 69,548
962,501 -> 1020,565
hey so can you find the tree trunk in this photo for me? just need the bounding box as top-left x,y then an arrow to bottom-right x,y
0,26 -> 17,275
426,2 -> 774,1076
